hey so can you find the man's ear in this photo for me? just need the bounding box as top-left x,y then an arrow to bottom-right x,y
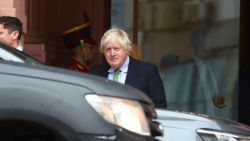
11,31 -> 19,40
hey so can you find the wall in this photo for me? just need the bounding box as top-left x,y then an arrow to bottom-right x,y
0,0 -> 109,67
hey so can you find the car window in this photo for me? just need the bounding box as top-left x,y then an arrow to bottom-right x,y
0,43 -> 43,65
0,47 -> 24,63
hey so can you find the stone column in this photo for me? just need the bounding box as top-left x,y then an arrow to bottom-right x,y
0,0 -> 27,34
23,0 -> 46,62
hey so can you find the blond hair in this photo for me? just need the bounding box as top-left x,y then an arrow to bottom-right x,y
100,28 -> 132,53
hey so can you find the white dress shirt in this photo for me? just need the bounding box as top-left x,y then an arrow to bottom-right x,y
108,56 -> 130,84
16,45 -> 23,51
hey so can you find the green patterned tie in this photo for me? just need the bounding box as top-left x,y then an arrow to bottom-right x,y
113,69 -> 121,82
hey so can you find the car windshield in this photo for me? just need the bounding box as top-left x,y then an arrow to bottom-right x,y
0,43 -> 43,65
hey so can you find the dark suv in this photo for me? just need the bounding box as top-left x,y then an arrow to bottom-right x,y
0,59 -> 162,141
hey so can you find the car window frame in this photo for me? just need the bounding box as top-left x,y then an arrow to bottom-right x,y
0,43 -> 43,65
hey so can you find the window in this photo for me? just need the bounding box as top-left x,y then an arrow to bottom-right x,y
111,0 -> 240,120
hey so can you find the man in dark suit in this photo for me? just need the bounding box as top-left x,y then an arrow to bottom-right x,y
0,16 -> 23,51
89,28 -> 166,108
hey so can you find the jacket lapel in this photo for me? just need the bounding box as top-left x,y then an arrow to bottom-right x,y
125,58 -> 139,85
103,64 -> 110,78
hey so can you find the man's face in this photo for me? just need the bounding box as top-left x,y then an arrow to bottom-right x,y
103,40 -> 129,69
0,24 -> 14,47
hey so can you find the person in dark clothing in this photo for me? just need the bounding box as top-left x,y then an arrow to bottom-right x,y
89,28 -> 166,108
0,16 -> 23,51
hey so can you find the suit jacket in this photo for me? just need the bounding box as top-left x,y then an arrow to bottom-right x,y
89,57 -> 167,108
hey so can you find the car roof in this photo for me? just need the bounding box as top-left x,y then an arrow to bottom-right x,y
0,60 -> 153,105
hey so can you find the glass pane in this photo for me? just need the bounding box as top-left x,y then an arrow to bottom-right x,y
111,0 -> 240,120
111,0 -> 134,36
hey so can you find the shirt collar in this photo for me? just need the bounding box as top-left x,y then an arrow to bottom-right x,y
16,41 -> 23,51
16,45 -> 23,51
108,56 -> 130,73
